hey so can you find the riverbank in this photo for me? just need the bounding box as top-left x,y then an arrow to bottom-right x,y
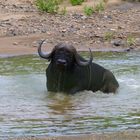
13,130 -> 140,140
0,34 -> 128,58
0,0 -> 140,57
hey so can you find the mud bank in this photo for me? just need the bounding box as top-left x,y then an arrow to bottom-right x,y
11,130 -> 140,140
1,34 -> 139,58
0,0 -> 140,57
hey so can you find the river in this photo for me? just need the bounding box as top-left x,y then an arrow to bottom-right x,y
0,52 -> 140,139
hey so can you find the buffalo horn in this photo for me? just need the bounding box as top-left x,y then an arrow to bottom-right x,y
75,48 -> 93,66
38,40 -> 51,59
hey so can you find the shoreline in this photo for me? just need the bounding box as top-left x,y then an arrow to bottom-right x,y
0,1 -> 140,58
0,34 -> 139,58
11,130 -> 140,140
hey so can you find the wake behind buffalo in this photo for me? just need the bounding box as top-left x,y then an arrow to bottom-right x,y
38,40 -> 119,94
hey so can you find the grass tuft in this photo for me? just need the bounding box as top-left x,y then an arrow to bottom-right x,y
70,0 -> 84,6
60,7 -> 67,15
126,36 -> 136,46
95,1 -> 105,12
84,1 -> 105,16
104,32 -> 115,41
84,6 -> 95,16
35,0 -> 59,14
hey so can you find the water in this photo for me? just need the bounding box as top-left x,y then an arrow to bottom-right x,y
0,52 -> 140,138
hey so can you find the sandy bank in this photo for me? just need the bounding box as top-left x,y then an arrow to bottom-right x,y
11,130 -> 140,140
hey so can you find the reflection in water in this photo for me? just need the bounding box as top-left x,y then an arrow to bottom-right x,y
47,93 -> 74,115
0,52 -> 140,138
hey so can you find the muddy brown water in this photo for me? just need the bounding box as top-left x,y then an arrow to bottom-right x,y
0,52 -> 140,139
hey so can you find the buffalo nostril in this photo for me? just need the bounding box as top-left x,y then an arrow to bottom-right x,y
57,59 -> 66,65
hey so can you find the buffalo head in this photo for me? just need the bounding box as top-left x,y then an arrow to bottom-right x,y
38,40 -> 93,71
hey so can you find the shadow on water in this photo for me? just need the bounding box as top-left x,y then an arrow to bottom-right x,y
0,52 -> 140,138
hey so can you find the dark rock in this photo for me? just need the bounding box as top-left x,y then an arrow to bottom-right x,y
111,39 -> 125,47
125,47 -> 134,52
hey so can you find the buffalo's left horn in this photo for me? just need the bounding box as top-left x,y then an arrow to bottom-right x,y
75,48 -> 93,66
38,40 -> 52,59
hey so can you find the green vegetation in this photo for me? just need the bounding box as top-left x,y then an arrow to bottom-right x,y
126,36 -> 136,46
35,0 -> 105,15
123,0 -> 140,2
95,1 -> 105,12
70,0 -> 84,6
35,0 -> 60,14
104,31 -> 115,41
84,6 -> 95,16
84,1 -> 105,16
60,6 -> 67,15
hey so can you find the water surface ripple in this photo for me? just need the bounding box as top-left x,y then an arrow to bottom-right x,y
0,52 -> 140,138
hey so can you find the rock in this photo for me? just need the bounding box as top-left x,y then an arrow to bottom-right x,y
32,41 -> 39,47
104,15 -> 112,20
118,26 -> 123,29
61,29 -> 67,33
111,39 -> 125,47
125,47 -> 134,52
110,28 -> 116,31
47,32 -> 52,35
81,15 -> 87,20
41,29 -> 47,33
13,42 -> 18,45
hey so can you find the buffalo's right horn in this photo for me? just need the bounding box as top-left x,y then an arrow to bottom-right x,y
75,48 -> 93,66
38,40 -> 52,59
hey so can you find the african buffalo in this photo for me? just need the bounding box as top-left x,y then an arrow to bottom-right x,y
38,40 -> 119,94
